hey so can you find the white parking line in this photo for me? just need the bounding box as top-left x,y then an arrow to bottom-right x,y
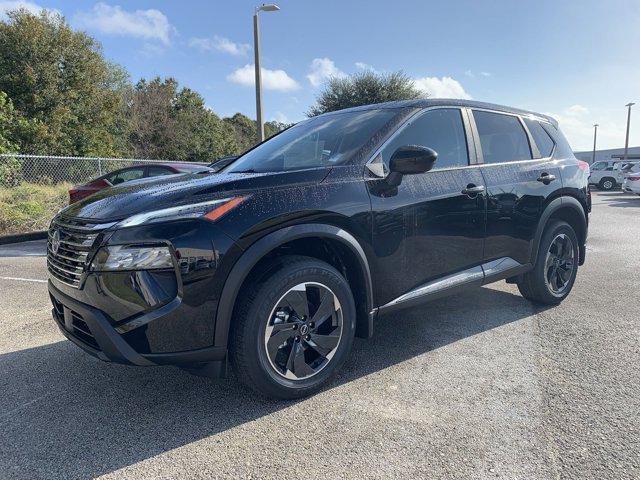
0,276 -> 47,283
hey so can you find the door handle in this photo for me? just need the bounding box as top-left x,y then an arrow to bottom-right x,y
461,184 -> 485,196
537,172 -> 556,184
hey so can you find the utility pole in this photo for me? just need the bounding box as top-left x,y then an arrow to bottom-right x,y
253,4 -> 280,143
623,102 -> 635,162
592,124 -> 599,164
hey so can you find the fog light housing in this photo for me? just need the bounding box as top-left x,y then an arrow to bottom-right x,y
91,245 -> 174,271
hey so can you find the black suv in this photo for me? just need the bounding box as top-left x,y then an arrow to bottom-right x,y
47,99 -> 590,398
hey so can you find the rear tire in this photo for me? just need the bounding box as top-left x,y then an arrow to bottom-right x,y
598,177 -> 616,190
229,255 -> 356,399
517,220 -> 579,305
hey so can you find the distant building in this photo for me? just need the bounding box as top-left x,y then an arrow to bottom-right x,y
574,146 -> 640,164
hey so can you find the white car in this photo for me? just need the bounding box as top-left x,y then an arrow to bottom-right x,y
622,172 -> 640,195
588,160 -> 623,190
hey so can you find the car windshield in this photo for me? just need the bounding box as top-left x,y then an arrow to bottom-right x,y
226,108 -> 402,174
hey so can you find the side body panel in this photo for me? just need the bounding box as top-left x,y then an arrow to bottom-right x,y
365,107 -> 487,306
469,109 -> 563,266
367,168 -> 486,306
479,158 -> 562,265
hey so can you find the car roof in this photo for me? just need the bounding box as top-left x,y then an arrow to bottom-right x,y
320,98 -> 558,127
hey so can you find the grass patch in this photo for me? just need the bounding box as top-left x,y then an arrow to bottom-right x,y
0,183 -> 70,236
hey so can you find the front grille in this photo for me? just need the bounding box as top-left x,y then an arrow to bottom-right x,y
47,216 -> 110,288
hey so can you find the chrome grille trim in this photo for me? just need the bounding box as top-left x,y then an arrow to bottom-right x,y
47,216 -> 114,288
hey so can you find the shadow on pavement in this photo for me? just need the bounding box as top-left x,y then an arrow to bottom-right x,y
0,239 -> 47,258
595,192 -> 640,208
0,286 -> 542,478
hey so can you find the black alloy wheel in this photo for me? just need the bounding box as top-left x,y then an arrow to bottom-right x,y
544,233 -> 575,296
230,255 -> 356,399
516,220 -> 579,305
264,282 -> 343,380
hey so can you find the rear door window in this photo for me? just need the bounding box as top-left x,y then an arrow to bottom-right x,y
473,110 -> 532,164
382,108 -> 469,169
524,118 -> 555,158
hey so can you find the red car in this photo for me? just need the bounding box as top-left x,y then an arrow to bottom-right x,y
68,163 -> 214,204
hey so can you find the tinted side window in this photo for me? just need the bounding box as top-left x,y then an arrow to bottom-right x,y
524,119 -> 555,157
473,111 -> 532,164
147,166 -> 175,177
540,123 -> 574,158
382,108 -> 469,169
108,168 -> 145,185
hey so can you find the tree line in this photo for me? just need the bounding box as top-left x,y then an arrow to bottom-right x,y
0,9 -> 426,162
0,10 -> 287,161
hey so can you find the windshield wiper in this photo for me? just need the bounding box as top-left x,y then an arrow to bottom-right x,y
231,169 -> 257,174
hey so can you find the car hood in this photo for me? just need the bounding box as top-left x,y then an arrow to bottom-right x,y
61,168 -> 330,221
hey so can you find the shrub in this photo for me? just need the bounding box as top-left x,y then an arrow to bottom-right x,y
0,183 -> 69,235
0,155 -> 23,187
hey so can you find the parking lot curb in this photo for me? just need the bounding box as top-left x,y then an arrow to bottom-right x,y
0,231 -> 48,245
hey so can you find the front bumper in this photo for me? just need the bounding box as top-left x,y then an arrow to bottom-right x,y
49,281 -> 227,371
46,217 -> 242,376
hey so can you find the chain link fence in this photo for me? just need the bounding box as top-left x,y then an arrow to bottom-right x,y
0,154 -> 208,240
0,154 -> 207,187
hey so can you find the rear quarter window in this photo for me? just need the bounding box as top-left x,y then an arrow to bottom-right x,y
524,118 -> 555,158
541,123 -> 574,158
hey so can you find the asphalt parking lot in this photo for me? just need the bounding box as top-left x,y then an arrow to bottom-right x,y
0,190 -> 638,479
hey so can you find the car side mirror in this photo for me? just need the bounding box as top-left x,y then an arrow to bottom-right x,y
389,146 -> 438,175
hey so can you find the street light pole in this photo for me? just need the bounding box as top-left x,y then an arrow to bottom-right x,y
592,124 -> 599,164
253,4 -> 280,144
623,102 -> 635,162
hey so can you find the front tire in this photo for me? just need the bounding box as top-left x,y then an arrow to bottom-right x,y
517,220 -> 579,305
230,255 -> 356,399
598,177 -> 616,190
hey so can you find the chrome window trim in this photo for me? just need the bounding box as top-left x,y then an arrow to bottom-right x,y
364,106 -> 473,176
469,108 -> 559,165
365,105 -> 561,176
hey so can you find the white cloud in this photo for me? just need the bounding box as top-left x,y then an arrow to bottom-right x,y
544,105 -> 624,151
227,64 -> 300,92
307,58 -> 346,87
465,70 -> 491,78
73,3 -> 173,45
566,104 -> 589,116
412,76 -> 471,99
272,111 -> 289,124
188,36 -> 250,56
0,1 -> 59,20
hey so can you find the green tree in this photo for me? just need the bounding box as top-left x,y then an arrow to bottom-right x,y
308,71 -> 426,116
0,91 -> 44,186
126,77 -> 238,161
223,114 -> 290,154
0,9 -> 128,156
0,92 -> 19,154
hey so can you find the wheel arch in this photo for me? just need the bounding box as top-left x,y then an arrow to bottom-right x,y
530,196 -> 587,265
214,224 -> 375,349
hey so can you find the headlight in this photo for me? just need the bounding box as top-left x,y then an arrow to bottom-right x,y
115,196 -> 248,228
91,245 -> 173,271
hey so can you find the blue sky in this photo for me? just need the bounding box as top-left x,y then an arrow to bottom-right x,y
1,0 -> 639,150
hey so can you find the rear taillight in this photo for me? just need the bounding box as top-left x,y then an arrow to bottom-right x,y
577,161 -> 590,172
628,176 -> 640,181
